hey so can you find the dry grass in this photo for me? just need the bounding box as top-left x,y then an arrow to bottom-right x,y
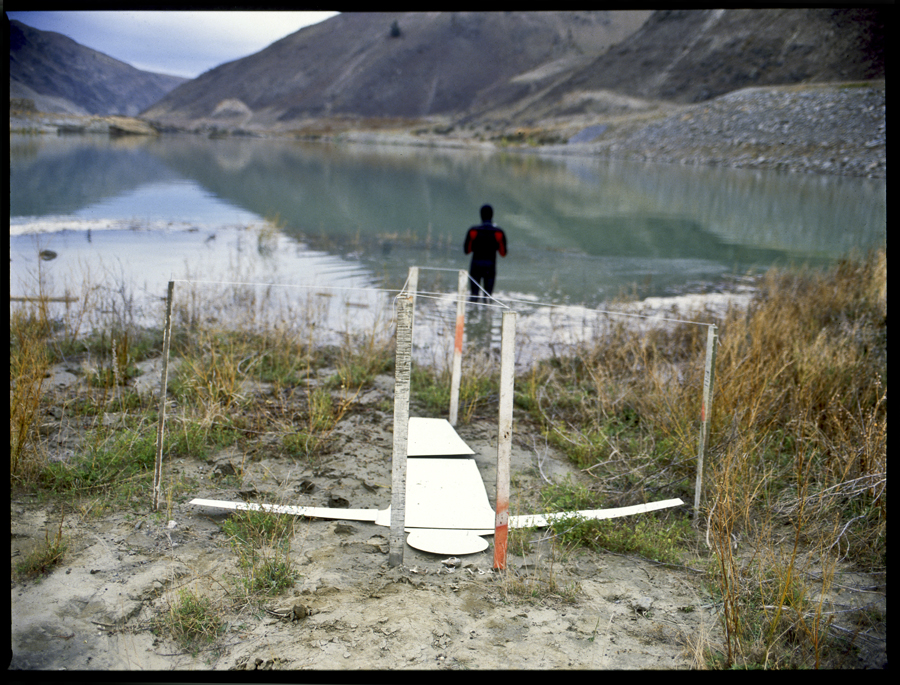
10,305 -> 51,483
701,250 -> 886,668
10,245 -> 886,668
516,248 -> 886,668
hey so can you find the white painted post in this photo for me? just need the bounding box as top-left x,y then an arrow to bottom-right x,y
493,310 -> 516,570
153,281 -> 175,512
694,324 -> 718,518
406,266 -> 418,331
389,293 -> 414,567
449,269 -> 468,426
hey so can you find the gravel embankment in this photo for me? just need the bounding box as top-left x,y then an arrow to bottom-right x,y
11,83 -> 885,179
549,84 -> 886,179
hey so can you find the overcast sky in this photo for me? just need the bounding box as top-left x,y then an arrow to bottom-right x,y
8,10 -> 340,79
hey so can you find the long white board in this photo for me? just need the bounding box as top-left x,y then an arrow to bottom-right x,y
188,416 -> 684,554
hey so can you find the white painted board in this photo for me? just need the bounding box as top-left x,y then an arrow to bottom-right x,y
189,498 -> 378,521
407,417 -> 474,456
374,457 -> 495,530
406,529 -> 489,555
509,498 -> 685,528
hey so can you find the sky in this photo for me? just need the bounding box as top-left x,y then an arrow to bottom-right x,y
7,10 -> 340,79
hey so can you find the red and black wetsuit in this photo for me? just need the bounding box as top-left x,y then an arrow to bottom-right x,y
464,222 -> 507,300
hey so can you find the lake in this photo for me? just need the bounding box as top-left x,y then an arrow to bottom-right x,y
9,133 -> 886,358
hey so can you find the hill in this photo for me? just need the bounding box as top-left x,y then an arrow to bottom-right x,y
518,7 -> 886,122
141,9 -> 884,133
9,19 -> 188,116
141,11 -> 651,128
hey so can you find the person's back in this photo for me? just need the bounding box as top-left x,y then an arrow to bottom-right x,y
464,204 -> 507,302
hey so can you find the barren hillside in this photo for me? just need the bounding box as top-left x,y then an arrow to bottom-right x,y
9,19 -> 187,116
140,11 -> 651,127
139,9 -> 884,132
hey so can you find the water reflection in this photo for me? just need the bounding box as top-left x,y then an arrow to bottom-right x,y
10,133 -> 886,307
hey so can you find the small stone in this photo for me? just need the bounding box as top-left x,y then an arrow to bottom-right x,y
333,523 -> 357,536
328,494 -> 350,508
631,596 -> 654,614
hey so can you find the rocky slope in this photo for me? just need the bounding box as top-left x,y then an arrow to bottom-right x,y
533,82 -> 886,179
9,19 -> 187,116
524,7 -> 885,115
141,11 -> 652,127
141,9 -> 884,133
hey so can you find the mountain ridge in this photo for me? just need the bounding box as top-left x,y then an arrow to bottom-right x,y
9,9 -> 886,144
140,11 -> 653,128
139,9 -> 884,132
9,19 -> 188,116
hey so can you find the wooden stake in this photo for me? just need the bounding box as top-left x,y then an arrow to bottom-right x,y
449,269 -> 467,426
694,324 -> 718,518
153,281 -> 175,512
406,266 -> 418,331
493,310 -> 516,570
9,296 -> 77,303
389,294 -> 414,567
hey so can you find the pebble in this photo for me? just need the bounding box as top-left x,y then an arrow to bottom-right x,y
558,85 -> 885,179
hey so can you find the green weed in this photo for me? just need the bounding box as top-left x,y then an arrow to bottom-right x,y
222,509 -> 299,600
10,307 -> 51,483
159,588 -> 226,654
14,511 -> 67,580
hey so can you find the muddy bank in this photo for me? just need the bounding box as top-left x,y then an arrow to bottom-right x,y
11,342 -> 724,671
11,355 -> 887,670
11,81 -> 886,179
11,274 -> 887,670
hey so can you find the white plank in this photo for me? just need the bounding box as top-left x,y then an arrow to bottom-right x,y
191,496 -> 685,535
407,417 -> 474,456
406,529 -> 489,555
508,498 -> 685,528
374,457 -> 495,530
189,498 -> 378,521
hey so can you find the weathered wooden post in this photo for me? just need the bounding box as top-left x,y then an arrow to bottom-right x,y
153,281 -> 175,512
406,266 -> 418,330
694,324 -> 718,518
389,293 -> 414,567
449,269 -> 468,426
493,310 -> 516,570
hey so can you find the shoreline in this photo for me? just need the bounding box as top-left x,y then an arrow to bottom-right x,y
10,81 -> 886,180
10,248 -> 887,670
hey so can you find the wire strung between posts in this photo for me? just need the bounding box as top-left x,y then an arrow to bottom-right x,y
413,266 -> 512,310
170,277 -> 402,297
411,267 -> 715,327
497,294 -> 717,329
168,277 -> 716,327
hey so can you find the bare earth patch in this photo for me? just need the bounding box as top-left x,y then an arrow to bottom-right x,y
11,370 -> 719,670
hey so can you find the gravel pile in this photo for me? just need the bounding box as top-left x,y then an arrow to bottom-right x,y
555,84 -> 885,178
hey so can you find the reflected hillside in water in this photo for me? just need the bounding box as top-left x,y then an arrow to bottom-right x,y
10,134 -> 179,218
10,133 -> 885,303
143,136 -> 884,259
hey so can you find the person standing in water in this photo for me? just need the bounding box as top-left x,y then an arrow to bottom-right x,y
463,204 -> 507,302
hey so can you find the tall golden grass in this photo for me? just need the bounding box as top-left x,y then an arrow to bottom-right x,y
517,248 -> 886,668
10,305 -> 50,482
10,246 -> 885,667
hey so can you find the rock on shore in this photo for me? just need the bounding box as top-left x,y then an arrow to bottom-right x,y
10,82 -> 885,179
548,82 -> 885,179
